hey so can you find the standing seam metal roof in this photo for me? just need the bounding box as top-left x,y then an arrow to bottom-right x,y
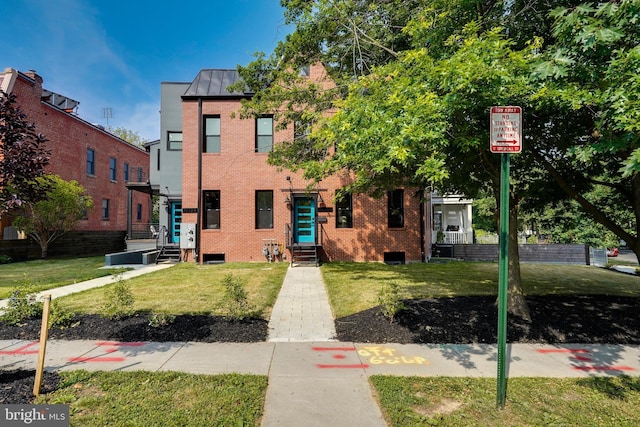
183,69 -> 251,98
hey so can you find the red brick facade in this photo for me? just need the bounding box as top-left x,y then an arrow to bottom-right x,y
1,69 -> 150,235
181,64 -> 424,263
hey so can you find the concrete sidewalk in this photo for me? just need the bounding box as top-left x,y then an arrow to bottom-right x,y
2,264 -> 640,426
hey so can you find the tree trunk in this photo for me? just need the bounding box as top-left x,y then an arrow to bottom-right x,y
40,242 -> 48,259
506,205 -> 531,321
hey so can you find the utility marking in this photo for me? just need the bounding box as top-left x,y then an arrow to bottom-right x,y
317,364 -> 370,369
68,356 -> 126,363
312,347 -> 356,352
573,365 -> 635,371
66,341 -> 147,364
537,348 -> 636,372
0,341 -> 39,355
96,341 -> 146,347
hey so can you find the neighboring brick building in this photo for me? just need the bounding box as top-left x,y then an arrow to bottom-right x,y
177,63 -> 428,264
0,68 -> 151,240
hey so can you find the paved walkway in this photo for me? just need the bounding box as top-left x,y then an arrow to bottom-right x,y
2,263 -> 640,426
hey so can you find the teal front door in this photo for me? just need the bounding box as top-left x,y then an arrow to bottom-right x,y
294,198 -> 316,244
170,202 -> 182,243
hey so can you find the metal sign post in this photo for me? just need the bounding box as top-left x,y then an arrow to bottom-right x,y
490,106 -> 522,408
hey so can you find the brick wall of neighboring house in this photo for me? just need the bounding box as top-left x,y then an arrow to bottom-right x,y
181,63 -> 423,263
1,69 -> 150,237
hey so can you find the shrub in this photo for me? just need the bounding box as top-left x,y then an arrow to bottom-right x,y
0,254 -> 12,264
149,312 -> 176,328
102,274 -> 135,320
50,300 -> 76,328
377,282 -> 406,324
219,274 -> 255,321
1,280 -> 43,325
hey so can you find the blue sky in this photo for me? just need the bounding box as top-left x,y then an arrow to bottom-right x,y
1,0 -> 290,141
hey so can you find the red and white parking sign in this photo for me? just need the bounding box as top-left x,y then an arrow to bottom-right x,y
490,106 -> 522,153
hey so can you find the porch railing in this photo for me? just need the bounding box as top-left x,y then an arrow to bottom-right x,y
435,231 -> 472,244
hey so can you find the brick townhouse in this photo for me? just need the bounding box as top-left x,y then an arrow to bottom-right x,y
175,63 -> 445,264
0,68 -> 151,241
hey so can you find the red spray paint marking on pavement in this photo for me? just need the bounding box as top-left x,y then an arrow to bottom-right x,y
68,356 -> 126,363
573,365 -> 635,372
537,348 -> 636,372
536,349 -> 590,354
312,347 -> 356,352
0,341 -> 39,355
313,346 -> 369,369
66,341 -> 147,363
96,341 -> 146,347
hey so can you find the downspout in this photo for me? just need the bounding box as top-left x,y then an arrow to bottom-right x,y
197,98 -> 203,264
127,188 -> 132,240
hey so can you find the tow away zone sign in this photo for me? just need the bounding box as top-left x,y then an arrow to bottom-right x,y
490,106 -> 522,153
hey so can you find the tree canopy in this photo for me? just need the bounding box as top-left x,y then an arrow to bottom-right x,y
0,91 -> 50,212
236,0 -> 640,315
12,174 -> 93,258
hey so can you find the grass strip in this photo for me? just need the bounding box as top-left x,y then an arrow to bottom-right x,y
36,370 -> 268,427
0,257 -> 120,298
371,375 -> 640,426
322,262 -> 640,317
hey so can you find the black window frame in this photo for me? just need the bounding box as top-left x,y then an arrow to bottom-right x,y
336,191 -> 353,228
168,131 -> 183,151
387,189 -> 404,228
255,190 -> 273,229
203,116 -> 221,153
203,190 -> 221,229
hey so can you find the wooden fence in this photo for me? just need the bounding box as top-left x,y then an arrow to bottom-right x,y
0,231 -> 126,261
443,243 -> 591,264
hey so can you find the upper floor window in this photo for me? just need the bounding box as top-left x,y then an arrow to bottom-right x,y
124,162 -> 129,182
137,167 -> 144,182
256,116 -> 273,153
102,199 -> 110,220
109,157 -> 117,181
388,189 -> 404,228
86,148 -> 95,175
168,131 -> 182,151
256,190 -> 273,229
204,116 -> 220,153
299,65 -> 310,77
294,120 -> 311,142
203,190 -> 220,229
336,192 -> 353,228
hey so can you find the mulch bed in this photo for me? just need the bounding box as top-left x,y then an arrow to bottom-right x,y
2,294 -> 639,404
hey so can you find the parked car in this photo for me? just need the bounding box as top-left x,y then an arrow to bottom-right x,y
607,247 -> 619,257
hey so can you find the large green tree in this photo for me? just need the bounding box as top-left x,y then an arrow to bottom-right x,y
0,91 -> 50,212
13,175 -> 93,258
530,0 -> 640,260
236,0 -> 637,319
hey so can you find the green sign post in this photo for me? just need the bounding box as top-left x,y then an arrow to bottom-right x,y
490,106 -> 522,408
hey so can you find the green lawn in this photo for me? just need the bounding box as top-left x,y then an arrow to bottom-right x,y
56,262 -> 289,318
321,262 -> 640,317
36,370 -> 267,427
7,259 -> 640,425
371,375 -> 640,426
0,256 -> 120,299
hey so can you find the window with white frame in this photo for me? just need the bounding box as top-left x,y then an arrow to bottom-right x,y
256,116 -> 273,153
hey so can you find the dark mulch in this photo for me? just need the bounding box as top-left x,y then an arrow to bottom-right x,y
0,313 -> 268,343
2,294 -> 640,404
337,295 -> 640,345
